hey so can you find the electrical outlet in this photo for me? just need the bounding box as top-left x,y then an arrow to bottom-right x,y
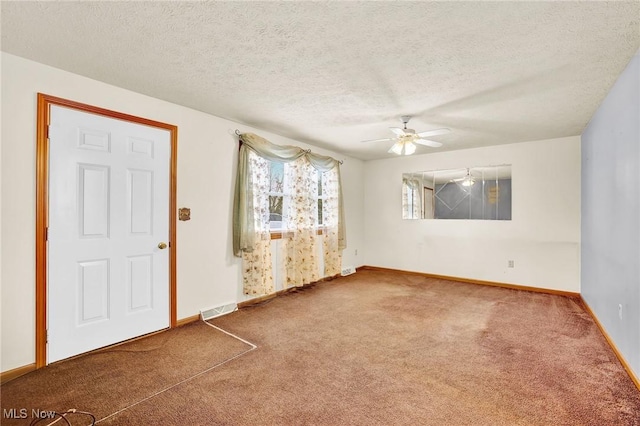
618,304 -> 623,320
508,260 -> 514,268
355,249 -> 358,256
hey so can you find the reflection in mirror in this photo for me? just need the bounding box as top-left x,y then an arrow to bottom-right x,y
402,165 -> 511,220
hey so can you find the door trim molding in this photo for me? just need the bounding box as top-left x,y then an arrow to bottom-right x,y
36,93 -> 178,368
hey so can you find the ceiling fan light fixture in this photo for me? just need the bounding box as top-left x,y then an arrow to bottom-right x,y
403,141 -> 416,155
390,141 -> 404,155
389,139 -> 416,155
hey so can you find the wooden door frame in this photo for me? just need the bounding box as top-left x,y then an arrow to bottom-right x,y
35,93 -> 178,368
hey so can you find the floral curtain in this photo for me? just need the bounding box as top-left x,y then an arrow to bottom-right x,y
241,151 -> 274,296
282,156 -> 319,288
321,166 -> 343,277
233,132 -> 346,296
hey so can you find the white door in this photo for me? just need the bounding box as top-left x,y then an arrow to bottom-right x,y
48,105 -> 171,363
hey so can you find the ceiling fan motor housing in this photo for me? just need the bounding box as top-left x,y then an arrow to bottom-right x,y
400,116 -> 416,133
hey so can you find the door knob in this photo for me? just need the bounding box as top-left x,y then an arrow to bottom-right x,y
158,242 -> 168,250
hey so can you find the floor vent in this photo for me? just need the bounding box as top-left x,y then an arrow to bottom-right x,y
200,303 -> 238,321
341,266 -> 356,276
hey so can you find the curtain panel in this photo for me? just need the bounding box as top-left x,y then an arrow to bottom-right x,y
321,166 -> 343,277
282,156 -> 320,287
241,152 -> 275,295
233,132 -> 347,295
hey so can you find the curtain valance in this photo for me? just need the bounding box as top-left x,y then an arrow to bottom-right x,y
239,132 -> 342,171
233,133 -> 346,257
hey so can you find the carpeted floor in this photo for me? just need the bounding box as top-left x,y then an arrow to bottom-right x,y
2,269 -> 639,425
0,321 -> 250,425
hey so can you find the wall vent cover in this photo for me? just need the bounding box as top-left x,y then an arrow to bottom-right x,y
341,266 -> 356,276
200,303 -> 238,321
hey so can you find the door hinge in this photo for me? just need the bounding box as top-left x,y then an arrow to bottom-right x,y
46,330 -> 48,343
45,227 -> 49,241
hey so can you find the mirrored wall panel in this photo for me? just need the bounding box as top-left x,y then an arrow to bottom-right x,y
402,165 -> 511,220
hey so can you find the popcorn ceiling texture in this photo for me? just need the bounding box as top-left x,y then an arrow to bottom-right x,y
1,1 -> 639,159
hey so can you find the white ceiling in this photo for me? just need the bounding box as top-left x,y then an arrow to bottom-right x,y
2,1 -> 638,160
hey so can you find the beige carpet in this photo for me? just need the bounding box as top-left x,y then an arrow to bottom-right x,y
2,269 -> 639,425
1,321 -> 250,425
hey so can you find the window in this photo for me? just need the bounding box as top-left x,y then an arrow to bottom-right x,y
268,161 -> 324,233
317,170 -> 324,226
233,132 -> 346,286
269,162 -> 284,230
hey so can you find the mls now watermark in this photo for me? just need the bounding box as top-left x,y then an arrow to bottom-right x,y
3,408 -> 57,420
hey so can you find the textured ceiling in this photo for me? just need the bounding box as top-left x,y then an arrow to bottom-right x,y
2,1 -> 639,160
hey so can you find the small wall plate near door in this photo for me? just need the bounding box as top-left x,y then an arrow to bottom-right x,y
179,207 -> 191,221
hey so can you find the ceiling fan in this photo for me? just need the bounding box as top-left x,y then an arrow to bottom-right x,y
362,116 -> 450,155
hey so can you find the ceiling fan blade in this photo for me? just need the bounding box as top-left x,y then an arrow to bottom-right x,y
415,138 -> 443,148
389,127 -> 406,136
361,137 -> 395,143
417,128 -> 450,138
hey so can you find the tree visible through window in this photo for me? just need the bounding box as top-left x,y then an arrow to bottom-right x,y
269,162 -> 284,230
268,161 -> 324,231
318,170 -> 324,226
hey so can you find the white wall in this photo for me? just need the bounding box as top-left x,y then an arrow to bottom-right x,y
363,136 -> 581,292
0,53 -> 365,372
581,51 -> 639,378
